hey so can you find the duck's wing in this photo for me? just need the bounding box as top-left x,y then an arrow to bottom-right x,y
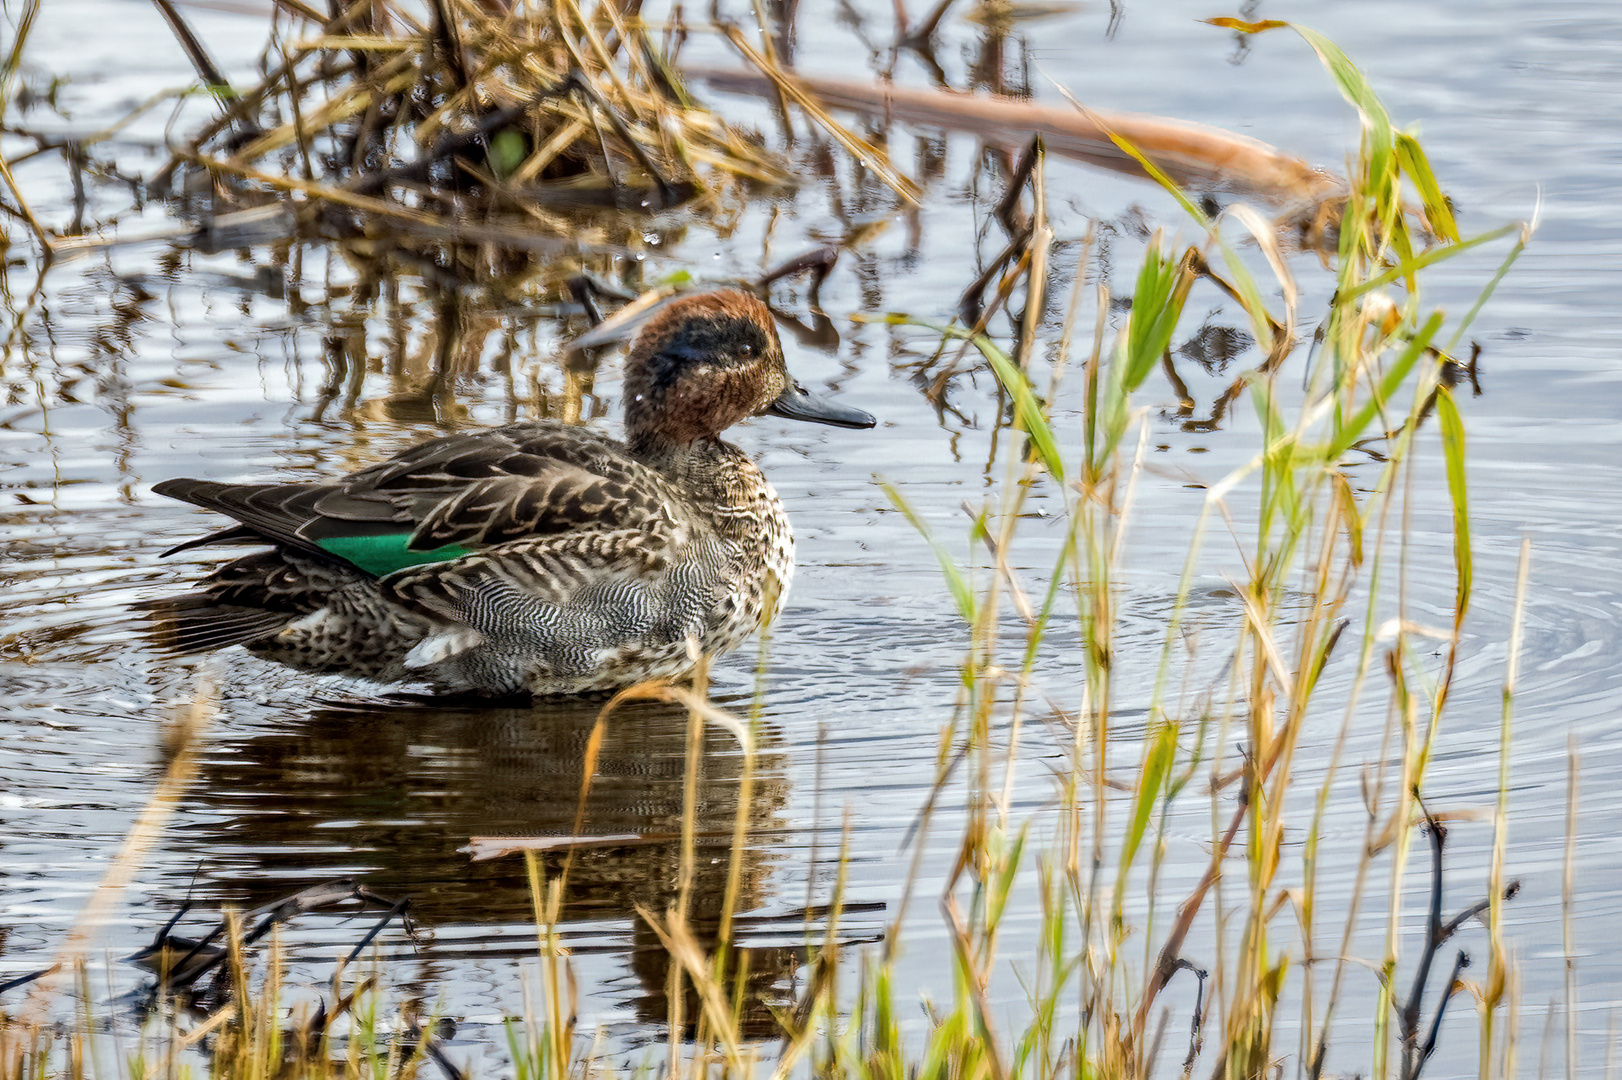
154,423 -> 679,578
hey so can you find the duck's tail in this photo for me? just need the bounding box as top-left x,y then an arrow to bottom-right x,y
136,591 -> 294,654
138,546 -> 367,655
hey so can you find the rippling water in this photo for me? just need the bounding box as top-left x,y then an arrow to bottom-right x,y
4,0 -> 1622,1074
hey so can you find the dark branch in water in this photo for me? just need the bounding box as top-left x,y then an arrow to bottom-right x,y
408,1012 -> 469,1080
1132,788 -> 1246,1044
1178,959 -> 1210,1078
994,137 -> 1041,238
1394,801 -> 1520,1080
123,879 -> 416,993
958,225 -> 1032,329
150,0 -> 235,108
0,967 -> 52,996
759,245 -> 840,307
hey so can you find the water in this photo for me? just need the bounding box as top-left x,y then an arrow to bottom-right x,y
3,0 -> 1622,1074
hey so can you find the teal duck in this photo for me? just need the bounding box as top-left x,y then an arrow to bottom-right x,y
148,290 -> 874,695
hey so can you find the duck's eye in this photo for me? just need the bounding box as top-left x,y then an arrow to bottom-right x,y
737,343 -> 755,359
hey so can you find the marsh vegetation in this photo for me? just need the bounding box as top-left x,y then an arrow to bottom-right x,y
0,0 -> 1592,1077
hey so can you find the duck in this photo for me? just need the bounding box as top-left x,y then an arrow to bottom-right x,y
146,290 -> 874,696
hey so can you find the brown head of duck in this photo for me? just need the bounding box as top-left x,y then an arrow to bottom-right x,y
622,290 -> 874,451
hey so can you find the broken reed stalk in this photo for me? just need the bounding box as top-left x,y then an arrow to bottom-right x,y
689,65 -> 1342,214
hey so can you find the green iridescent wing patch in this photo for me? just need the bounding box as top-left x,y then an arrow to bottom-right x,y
317,534 -> 473,576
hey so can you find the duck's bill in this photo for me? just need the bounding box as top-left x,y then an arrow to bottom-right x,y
767,384 -> 876,429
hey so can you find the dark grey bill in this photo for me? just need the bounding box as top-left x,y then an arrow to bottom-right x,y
766,383 -> 876,429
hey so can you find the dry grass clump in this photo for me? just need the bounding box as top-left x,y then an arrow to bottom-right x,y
160,0 -> 792,284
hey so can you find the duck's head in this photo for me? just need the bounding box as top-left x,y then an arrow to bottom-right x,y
622,290 -> 875,447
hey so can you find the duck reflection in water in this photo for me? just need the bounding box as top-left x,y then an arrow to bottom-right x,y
167,692 -> 812,1037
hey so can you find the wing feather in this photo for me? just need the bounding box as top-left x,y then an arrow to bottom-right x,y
155,421 -> 680,575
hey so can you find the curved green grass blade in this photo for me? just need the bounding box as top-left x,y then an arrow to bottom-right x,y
878,477 -> 976,624
1396,132 -> 1460,243
1113,721 -> 1178,924
1343,222 -> 1520,301
898,319 -> 1066,482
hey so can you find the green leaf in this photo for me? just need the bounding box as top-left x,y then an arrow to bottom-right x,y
972,336 -> 1066,482
1123,239 -> 1191,393
1342,223 -> 1520,301
894,319 -> 1067,482
488,129 -> 528,179
878,478 -> 976,623
1102,127 -> 1210,230
1289,23 -> 1399,221
1289,24 -> 1393,138
1096,125 -> 1280,349
1444,221 -> 1531,353
1396,132 -> 1460,243
1116,721 -> 1177,896
1435,386 -> 1472,619
985,825 -> 1029,930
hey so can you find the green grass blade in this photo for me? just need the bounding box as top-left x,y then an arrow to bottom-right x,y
1445,219 -> 1533,353
1114,722 -> 1178,911
1328,310 -> 1445,458
1288,24 -> 1393,138
878,478 -> 977,623
971,334 -> 1068,482
1396,132 -> 1460,243
1343,222 -> 1520,301
886,318 -> 1066,481
1123,240 -> 1192,394
1435,385 -> 1472,617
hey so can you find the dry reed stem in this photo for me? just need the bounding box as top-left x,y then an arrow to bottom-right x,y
0,154 -> 52,251
232,55 -> 420,162
156,0 -> 795,292
717,26 -> 922,205
634,906 -> 746,1070
1484,537 -> 1532,1076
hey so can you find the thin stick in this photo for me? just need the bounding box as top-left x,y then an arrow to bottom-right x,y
0,153 -> 51,249
1485,537 -> 1533,1076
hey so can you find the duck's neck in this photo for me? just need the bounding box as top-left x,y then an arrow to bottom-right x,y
629,432 -> 742,482
628,432 -> 770,537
